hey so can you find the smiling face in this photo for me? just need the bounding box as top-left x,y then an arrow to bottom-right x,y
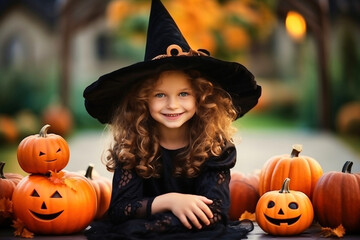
148,70 -> 196,135
12,173 -> 97,234
255,189 -> 314,235
17,132 -> 70,174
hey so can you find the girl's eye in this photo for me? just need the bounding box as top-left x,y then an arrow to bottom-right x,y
179,92 -> 189,97
155,93 -> 165,98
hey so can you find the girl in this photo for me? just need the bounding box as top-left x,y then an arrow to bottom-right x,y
84,0 -> 261,239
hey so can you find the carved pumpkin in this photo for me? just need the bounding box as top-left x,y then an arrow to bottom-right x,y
0,162 -> 23,199
84,164 -> 112,219
259,144 -> 323,199
256,178 -> 314,236
229,171 -> 260,220
12,171 -> 97,234
312,161 -> 360,233
17,125 -> 70,174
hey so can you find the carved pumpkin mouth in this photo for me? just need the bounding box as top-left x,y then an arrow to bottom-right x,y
264,214 -> 301,226
30,210 -> 64,220
44,159 -> 57,162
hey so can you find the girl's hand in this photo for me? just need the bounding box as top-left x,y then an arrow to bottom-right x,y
152,193 -> 213,229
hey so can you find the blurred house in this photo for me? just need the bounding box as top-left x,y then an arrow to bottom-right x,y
0,0 -> 58,70
0,0 -> 120,82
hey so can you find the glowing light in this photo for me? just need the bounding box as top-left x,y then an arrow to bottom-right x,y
285,11 -> 306,41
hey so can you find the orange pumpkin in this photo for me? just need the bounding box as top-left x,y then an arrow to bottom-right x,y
0,162 -> 23,199
12,171 -> 97,234
312,161 -> 360,233
42,105 -> 73,137
84,164 -> 112,220
0,162 -> 23,226
256,178 -> 314,236
229,171 -> 260,220
0,115 -> 18,144
17,125 -> 70,174
259,144 -> 323,199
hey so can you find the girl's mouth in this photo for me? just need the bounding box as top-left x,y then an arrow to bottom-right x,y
163,113 -> 182,117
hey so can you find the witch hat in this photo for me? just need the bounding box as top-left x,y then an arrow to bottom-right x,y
84,0 -> 261,124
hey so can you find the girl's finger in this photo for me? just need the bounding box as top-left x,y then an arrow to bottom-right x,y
186,211 -> 202,229
179,214 -> 192,229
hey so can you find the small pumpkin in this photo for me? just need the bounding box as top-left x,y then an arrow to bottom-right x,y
312,161 -> 360,233
229,171 -> 260,220
0,162 -> 23,226
12,171 -> 97,234
17,124 -> 70,174
84,164 -> 112,220
0,162 -> 23,199
256,178 -> 314,236
259,144 -> 323,199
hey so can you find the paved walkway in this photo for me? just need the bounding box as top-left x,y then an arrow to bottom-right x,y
66,128 -> 360,179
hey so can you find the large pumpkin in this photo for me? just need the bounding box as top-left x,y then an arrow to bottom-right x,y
259,144 -> 323,199
229,171 -> 260,220
84,164 -> 112,220
17,125 -> 70,174
312,161 -> 360,233
256,178 -> 314,236
0,162 -> 23,199
12,171 -> 97,234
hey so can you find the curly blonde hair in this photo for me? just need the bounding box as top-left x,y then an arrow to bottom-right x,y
106,69 -> 238,178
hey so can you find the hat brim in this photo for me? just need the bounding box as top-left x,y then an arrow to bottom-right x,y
84,56 -> 261,124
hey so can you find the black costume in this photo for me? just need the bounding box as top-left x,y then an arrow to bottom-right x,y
85,143 -> 253,240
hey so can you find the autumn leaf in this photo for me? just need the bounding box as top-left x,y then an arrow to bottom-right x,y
239,211 -> 256,221
12,218 -> 34,238
49,170 -> 65,185
321,224 -> 345,238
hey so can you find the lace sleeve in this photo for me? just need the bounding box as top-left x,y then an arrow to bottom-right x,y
107,167 -> 155,223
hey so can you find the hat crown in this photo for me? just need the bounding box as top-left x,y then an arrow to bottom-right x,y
144,0 -> 190,61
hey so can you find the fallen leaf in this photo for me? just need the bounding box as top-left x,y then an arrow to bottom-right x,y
21,228 -> 34,238
321,224 -> 345,238
0,197 -> 13,213
239,211 -> 256,221
12,218 -> 34,238
49,170 -> 65,185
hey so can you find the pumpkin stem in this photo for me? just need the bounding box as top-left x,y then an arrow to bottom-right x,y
279,178 -> 291,193
341,161 -> 353,173
85,164 -> 94,180
39,124 -> 51,137
290,144 -> 302,158
0,162 -> 5,179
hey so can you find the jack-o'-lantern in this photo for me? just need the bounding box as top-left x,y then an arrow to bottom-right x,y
255,178 -> 314,236
12,171 -> 97,234
17,124 -> 70,174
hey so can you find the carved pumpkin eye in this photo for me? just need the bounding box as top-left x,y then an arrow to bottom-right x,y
51,191 -> 62,198
56,148 -> 61,153
39,151 -> 45,156
288,202 -> 298,209
267,200 -> 275,208
31,189 -> 40,197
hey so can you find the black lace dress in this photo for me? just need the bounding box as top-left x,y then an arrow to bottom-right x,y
85,143 -> 253,240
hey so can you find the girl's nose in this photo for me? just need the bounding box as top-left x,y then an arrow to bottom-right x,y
167,96 -> 179,109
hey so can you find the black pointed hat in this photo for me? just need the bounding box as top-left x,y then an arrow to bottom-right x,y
84,0 -> 261,124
